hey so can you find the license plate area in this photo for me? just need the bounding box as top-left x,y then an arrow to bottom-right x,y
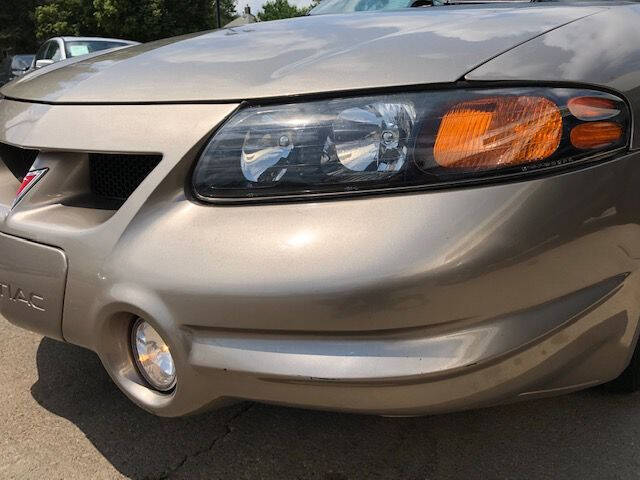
0,233 -> 67,339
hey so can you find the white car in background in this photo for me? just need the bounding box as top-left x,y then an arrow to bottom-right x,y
31,36 -> 139,70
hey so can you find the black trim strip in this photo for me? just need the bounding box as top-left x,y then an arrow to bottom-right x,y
1,79 -> 630,107
191,148 -> 630,206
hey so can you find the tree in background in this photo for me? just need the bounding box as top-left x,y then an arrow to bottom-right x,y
307,0 -> 322,12
31,0 -> 237,44
214,0 -> 241,27
1,0 -> 241,59
35,0 -> 96,41
92,0 -> 175,42
92,0 -> 237,42
257,0 -> 308,21
0,0 -> 44,54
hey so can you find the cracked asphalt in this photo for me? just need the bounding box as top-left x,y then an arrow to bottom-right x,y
3,319 -> 640,480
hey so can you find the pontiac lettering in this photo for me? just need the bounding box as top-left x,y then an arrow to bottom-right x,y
0,282 -> 45,312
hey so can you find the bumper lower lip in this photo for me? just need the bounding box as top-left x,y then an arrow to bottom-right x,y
89,269 -> 634,417
187,274 -> 627,381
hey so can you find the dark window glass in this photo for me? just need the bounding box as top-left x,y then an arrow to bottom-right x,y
35,42 -> 49,61
10,55 -> 34,71
45,41 -> 62,61
65,41 -> 130,58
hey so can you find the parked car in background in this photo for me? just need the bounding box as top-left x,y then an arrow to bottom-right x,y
9,55 -> 35,80
0,59 -> 10,87
31,37 -> 138,70
0,54 -> 35,86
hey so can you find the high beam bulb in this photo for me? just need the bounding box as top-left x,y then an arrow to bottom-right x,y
329,102 -> 415,173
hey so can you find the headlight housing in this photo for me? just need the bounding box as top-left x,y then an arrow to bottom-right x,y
193,88 -> 629,202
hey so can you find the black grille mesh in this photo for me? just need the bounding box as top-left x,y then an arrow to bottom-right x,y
90,153 -> 161,200
0,142 -> 38,181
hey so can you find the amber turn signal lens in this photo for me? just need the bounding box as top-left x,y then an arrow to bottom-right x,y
434,96 -> 562,169
568,97 -> 620,121
570,122 -> 623,150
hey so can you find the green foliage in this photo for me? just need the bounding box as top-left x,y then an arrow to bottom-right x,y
92,0 -> 170,42
257,0 -> 308,21
214,0 -> 241,27
0,0 -> 44,54
0,0 -> 239,55
34,0 -> 96,41
91,0 -> 234,42
306,0 -> 322,12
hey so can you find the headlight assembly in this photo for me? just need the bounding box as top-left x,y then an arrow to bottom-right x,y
192,88 -> 629,202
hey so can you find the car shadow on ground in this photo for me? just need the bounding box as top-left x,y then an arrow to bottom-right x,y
31,337 -> 640,480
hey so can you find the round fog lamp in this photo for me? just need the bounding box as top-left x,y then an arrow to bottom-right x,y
131,319 -> 177,392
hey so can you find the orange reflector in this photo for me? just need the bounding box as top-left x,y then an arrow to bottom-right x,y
568,97 -> 620,121
570,122 -> 623,150
434,96 -> 562,169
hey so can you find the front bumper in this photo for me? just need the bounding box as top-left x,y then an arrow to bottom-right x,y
1,99 -> 640,416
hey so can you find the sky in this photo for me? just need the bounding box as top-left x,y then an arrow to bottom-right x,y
243,0 -> 312,16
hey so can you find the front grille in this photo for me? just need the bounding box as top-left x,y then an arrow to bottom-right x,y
0,142 -> 38,181
90,153 -> 161,200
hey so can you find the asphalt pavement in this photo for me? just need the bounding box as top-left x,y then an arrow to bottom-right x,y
2,318 -> 640,479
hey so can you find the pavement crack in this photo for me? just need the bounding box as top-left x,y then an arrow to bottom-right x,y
148,402 -> 255,480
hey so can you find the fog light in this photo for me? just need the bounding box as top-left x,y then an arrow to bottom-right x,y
131,319 -> 176,392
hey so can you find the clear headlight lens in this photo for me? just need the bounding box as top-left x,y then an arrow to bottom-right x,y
329,102 -> 415,173
131,319 -> 176,392
193,88 -> 629,202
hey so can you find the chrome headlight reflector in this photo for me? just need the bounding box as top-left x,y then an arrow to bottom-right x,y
193,88 -> 629,202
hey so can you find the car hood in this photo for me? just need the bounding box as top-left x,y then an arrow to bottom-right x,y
1,5 -> 603,104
